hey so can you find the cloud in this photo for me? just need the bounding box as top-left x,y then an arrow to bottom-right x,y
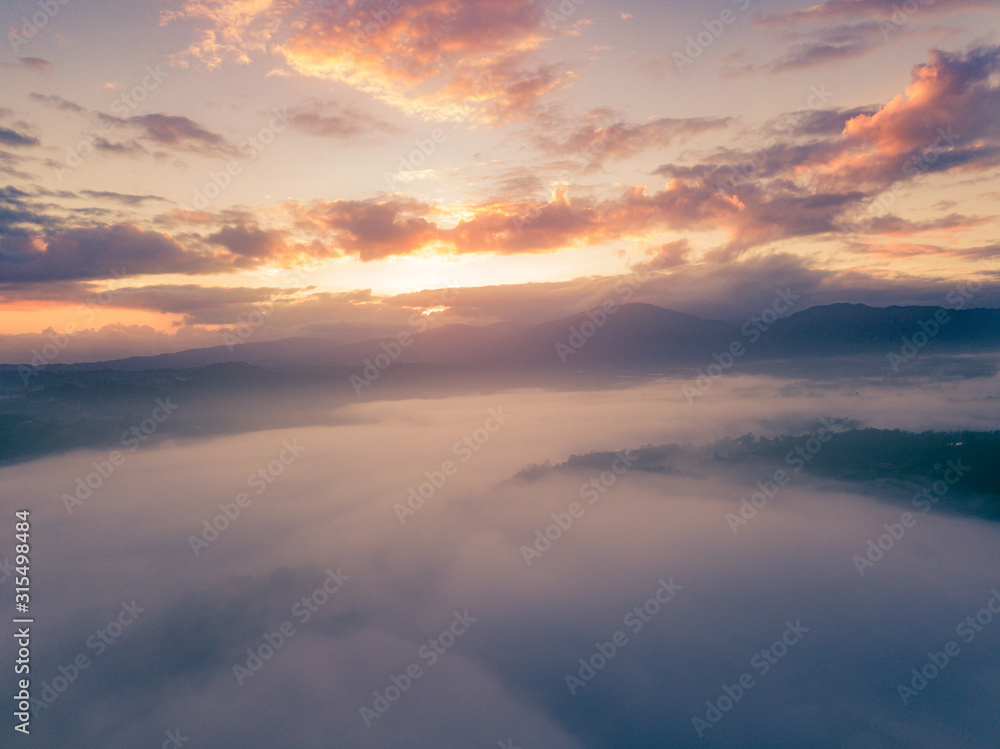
28,94 -> 236,158
0,224 -> 226,282
0,56 -> 52,72
2,249 -> 998,363
105,284 -> 289,324
29,93 -> 88,114
165,0 -> 579,122
319,253 -> 999,330
91,137 -> 149,156
79,190 -> 171,206
0,186 -> 60,233
0,126 -> 39,147
0,213 -> 347,283
289,197 -> 439,261
273,179 -> 752,260
284,98 -> 401,139
637,239 -> 692,270
206,223 -> 329,267
648,46 -> 1000,252
0,279 -> 282,317
266,48 -> 999,260
6,46 -> 997,288
241,175 -> 852,261
161,0 -> 293,68
760,0 -> 994,24
842,46 -> 1000,158
389,251 -> 1000,326
734,1 -> 990,71
856,212 -> 992,238
532,111 -> 733,170
727,22 -> 894,74
6,380 -> 1000,746
129,113 -> 237,156
279,0 -> 574,122
775,105 -> 881,137
0,150 -> 33,179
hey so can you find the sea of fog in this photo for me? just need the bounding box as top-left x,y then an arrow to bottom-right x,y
3,373 -> 999,748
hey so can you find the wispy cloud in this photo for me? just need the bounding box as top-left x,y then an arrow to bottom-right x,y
284,98 -> 401,139
0,57 -> 52,72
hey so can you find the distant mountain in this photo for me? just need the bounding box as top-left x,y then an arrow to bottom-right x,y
0,337 -> 337,373
491,303 -> 738,367
321,321 -> 531,366
3,303 -> 998,373
1,303 -> 997,464
756,303 -> 1000,357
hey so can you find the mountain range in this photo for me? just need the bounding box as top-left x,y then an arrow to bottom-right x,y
1,302 -> 997,464
5,302 -> 997,374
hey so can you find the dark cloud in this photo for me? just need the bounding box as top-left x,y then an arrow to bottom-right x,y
0,224 -> 225,282
206,224 -> 301,265
28,94 -> 235,158
0,278 -> 108,305
775,106 -> 881,137
728,22 -> 892,74
92,137 -> 148,156
79,190 -> 170,206
129,113 -> 237,156
0,126 -> 39,147
0,163 -> 29,182
0,185 -> 59,233
0,215 -> 345,283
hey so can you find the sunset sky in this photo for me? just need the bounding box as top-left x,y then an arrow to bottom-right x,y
1,0 -> 999,361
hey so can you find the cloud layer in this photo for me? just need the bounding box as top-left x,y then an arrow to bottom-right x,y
5,377 -> 1000,747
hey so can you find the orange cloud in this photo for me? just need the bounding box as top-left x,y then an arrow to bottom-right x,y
161,0 -> 292,68
286,197 -> 440,261
834,47 -> 1000,178
268,182 -> 743,260
164,0 -> 577,122
279,0 -> 573,121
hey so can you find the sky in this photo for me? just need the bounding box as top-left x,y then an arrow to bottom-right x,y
1,0 -> 999,361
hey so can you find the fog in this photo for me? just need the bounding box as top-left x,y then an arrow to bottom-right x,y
3,373 -> 999,748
